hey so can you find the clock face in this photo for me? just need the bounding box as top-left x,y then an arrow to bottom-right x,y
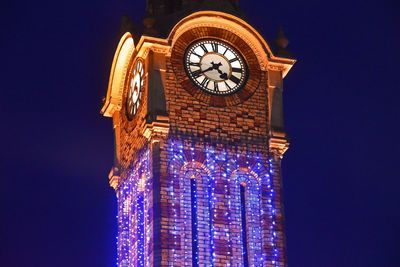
184,39 -> 248,95
126,59 -> 144,120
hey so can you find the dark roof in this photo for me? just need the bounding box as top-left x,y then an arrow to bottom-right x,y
143,0 -> 243,37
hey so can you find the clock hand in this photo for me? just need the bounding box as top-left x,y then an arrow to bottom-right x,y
199,61 -> 229,80
213,62 -> 229,80
219,73 -> 228,80
201,66 -> 214,73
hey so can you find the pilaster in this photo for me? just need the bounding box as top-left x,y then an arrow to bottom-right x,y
268,135 -> 289,267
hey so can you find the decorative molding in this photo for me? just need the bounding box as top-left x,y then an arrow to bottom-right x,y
108,166 -> 121,190
150,44 -> 170,55
268,60 -> 296,79
269,131 -> 290,158
142,116 -> 170,141
136,36 -> 170,58
102,33 -> 136,117
169,14 -> 270,71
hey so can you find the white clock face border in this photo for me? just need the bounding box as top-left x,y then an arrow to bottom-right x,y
126,59 -> 144,120
184,39 -> 248,96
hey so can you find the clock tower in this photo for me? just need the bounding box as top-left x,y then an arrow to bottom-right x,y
101,1 -> 295,266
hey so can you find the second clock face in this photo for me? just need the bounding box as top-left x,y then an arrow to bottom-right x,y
126,59 -> 144,120
184,39 -> 248,95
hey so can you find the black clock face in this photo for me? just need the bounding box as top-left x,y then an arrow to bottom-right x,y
184,39 -> 248,95
126,59 -> 144,120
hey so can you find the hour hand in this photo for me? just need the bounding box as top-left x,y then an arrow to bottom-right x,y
215,68 -> 228,80
219,73 -> 228,80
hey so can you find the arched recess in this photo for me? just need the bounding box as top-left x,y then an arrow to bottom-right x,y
229,167 -> 264,267
101,32 -> 136,164
168,11 -> 272,71
178,162 -> 212,267
168,151 -> 221,266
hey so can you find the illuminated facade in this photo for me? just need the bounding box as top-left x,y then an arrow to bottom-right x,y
101,1 -> 295,266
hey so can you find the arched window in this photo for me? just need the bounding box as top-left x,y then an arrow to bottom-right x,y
231,170 -> 263,266
177,165 -> 213,266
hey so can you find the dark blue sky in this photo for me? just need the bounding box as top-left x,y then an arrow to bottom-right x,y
1,0 -> 399,266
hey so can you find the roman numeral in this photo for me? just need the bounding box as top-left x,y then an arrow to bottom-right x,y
211,43 -> 218,52
189,62 -> 201,67
232,67 -> 243,73
192,69 -> 202,78
223,47 -> 228,55
200,44 -> 208,53
200,77 -> 210,88
229,58 -> 239,63
224,81 -> 232,90
229,75 -> 241,84
214,82 -> 219,92
193,52 -> 202,58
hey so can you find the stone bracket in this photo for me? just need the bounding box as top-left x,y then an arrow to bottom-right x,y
108,166 -> 121,190
269,131 -> 290,158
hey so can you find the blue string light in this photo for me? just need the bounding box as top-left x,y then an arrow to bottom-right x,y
115,143 -> 282,266
167,141 -> 281,266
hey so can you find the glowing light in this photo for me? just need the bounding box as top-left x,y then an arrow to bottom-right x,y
115,142 -> 282,266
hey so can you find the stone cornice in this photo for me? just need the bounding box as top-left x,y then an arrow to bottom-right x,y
269,131 -> 290,158
142,115 -> 170,142
108,166 -> 121,190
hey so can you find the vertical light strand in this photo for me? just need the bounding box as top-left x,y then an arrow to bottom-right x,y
145,151 -> 151,267
256,175 -> 264,265
256,155 -> 267,264
240,182 -> 249,267
137,191 -> 145,267
268,158 -> 279,266
116,188 -> 122,266
224,168 -> 233,266
119,182 -> 131,267
128,173 -> 136,266
191,177 -> 199,267
206,147 -> 215,266
172,144 -> 178,264
181,167 -> 189,265
187,147 -> 196,265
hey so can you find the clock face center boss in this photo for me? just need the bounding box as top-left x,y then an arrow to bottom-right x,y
184,39 -> 248,95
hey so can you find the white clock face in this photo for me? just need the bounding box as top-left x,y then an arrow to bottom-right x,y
184,39 -> 248,95
126,59 -> 144,120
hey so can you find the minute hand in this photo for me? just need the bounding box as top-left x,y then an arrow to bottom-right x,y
201,66 -> 214,73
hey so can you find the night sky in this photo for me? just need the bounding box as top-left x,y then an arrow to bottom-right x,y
1,0 -> 399,266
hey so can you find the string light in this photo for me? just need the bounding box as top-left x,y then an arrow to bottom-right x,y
116,150 -> 149,267
115,143 -> 282,266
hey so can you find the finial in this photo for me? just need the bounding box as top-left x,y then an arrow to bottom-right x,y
120,15 -> 135,35
275,27 -> 289,50
230,0 -> 240,5
274,27 -> 293,58
143,17 -> 158,36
